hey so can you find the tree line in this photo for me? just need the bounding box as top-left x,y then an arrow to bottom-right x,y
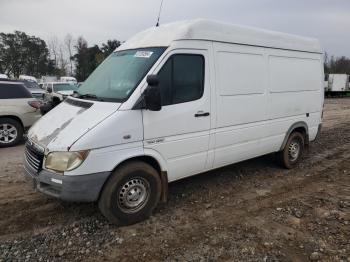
1,31 -> 350,81
0,31 -> 121,81
324,53 -> 350,76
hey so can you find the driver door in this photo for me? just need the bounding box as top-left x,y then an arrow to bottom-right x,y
142,49 -> 211,182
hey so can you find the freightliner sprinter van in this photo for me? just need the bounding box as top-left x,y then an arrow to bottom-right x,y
24,20 -> 324,225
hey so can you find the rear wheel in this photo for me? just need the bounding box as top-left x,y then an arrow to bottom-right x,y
98,161 -> 161,225
0,118 -> 23,148
277,132 -> 305,169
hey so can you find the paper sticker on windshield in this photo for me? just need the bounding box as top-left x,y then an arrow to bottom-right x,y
134,51 -> 153,58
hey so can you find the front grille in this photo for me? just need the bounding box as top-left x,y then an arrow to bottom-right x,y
25,142 -> 44,173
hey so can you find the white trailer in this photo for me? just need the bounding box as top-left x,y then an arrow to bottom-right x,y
326,74 -> 350,97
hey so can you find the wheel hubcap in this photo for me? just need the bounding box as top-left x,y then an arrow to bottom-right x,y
288,140 -> 300,161
117,177 -> 150,213
0,123 -> 17,144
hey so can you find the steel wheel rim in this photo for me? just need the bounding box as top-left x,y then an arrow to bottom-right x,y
288,139 -> 300,161
0,123 -> 17,144
117,177 -> 150,214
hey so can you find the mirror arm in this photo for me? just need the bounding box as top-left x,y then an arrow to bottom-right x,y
132,94 -> 146,110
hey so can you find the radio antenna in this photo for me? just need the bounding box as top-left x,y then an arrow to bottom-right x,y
156,0 -> 164,27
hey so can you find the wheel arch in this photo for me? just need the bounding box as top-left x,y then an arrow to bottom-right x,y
280,121 -> 309,151
0,115 -> 24,128
99,152 -> 169,203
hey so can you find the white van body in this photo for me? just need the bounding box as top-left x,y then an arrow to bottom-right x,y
24,20 -> 323,217
328,74 -> 349,92
40,76 -> 58,83
60,76 -> 78,84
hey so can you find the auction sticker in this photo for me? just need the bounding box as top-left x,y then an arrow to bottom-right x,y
134,51 -> 153,58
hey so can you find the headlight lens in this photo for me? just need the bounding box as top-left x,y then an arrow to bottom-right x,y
45,151 -> 89,173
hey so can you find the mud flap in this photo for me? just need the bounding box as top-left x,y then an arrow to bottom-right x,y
160,171 -> 169,203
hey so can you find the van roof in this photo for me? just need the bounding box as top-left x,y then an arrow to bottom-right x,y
118,19 -> 322,54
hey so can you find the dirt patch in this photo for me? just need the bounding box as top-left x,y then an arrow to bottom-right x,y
1,98 -> 350,261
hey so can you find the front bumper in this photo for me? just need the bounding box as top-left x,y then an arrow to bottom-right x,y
23,160 -> 110,202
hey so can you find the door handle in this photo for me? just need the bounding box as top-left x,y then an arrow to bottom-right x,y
195,111 -> 210,117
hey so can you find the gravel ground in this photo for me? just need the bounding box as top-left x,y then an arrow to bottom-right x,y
0,98 -> 350,262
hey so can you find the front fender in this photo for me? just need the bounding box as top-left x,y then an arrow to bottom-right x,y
65,142 -> 168,176
143,148 -> 168,172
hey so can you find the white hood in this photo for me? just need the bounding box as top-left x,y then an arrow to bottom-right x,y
28,98 -> 121,151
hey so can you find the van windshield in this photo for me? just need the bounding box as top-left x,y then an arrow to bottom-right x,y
77,47 -> 167,102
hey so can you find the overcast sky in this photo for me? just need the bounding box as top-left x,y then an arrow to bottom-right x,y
0,0 -> 349,56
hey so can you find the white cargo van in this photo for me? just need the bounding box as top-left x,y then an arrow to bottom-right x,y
24,20 -> 324,225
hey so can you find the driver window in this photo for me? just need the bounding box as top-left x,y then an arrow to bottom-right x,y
157,54 -> 204,106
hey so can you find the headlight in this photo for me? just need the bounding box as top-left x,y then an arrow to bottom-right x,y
44,151 -> 89,173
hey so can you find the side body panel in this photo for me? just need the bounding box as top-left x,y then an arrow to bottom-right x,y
265,49 -> 323,146
211,42 -> 323,169
212,42 -> 269,168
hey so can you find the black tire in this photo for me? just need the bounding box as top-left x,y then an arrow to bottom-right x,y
277,132 -> 305,169
0,118 -> 23,148
98,161 -> 161,226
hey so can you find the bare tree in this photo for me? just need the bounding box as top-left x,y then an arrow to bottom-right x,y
47,36 -> 59,68
58,43 -> 68,76
64,34 -> 74,76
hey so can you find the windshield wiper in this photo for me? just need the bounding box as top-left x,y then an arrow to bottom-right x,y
76,92 -> 104,101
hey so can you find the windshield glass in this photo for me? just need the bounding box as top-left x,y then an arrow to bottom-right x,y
77,47 -> 167,102
53,83 -> 78,92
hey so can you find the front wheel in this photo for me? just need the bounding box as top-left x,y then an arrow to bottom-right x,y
98,161 -> 161,225
277,132 -> 305,169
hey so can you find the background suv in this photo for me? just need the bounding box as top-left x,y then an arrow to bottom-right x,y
19,80 -> 46,100
0,79 -> 46,100
0,80 -> 41,147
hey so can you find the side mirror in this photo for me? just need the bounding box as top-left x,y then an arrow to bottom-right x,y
146,74 -> 159,86
144,75 -> 161,111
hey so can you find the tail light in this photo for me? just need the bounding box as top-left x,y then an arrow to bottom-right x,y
28,100 -> 43,109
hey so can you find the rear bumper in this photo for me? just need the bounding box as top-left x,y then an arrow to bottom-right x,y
23,160 -> 110,202
22,110 -> 41,128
